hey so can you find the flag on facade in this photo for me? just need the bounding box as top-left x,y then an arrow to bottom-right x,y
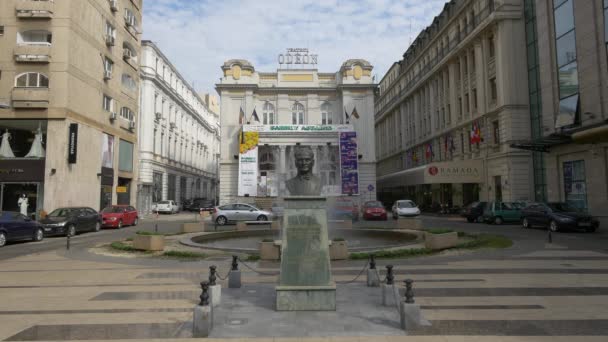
344,106 -> 350,123
239,107 -> 245,125
251,108 -> 260,122
470,121 -> 482,144
412,149 -> 418,162
240,127 -> 245,144
351,106 -> 360,119
449,134 -> 456,153
425,143 -> 433,160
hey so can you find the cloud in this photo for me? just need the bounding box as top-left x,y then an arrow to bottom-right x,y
143,0 -> 449,96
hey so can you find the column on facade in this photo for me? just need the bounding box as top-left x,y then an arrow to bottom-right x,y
448,62 -> 458,124
162,172 -> 168,200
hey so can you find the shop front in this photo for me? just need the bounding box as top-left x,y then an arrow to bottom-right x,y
0,120 -> 47,218
377,160 -> 484,210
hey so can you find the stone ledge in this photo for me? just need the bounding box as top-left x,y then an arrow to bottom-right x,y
276,284 -> 337,311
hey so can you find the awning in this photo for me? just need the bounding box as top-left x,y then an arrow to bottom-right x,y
378,160 -> 484,188
510,133 -> 572,153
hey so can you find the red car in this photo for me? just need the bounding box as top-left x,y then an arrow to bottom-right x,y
362,201 -> 388,221
101,205 -> 138,228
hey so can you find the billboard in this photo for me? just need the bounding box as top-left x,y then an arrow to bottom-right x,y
238,131 -> 259,197
339,131 -> 359,195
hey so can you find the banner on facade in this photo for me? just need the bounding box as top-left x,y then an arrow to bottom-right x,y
238,131 -> 259,197
243,124 -> 354,133
68,124 -> 78,164
339,131 -> 359,195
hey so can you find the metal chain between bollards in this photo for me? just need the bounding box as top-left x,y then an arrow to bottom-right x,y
342,261 -> 369,284
215,268 -> 231,281
237,257 -> 279,276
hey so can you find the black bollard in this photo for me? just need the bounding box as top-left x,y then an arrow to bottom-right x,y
404,279 -> 415,304
155,223 -> 158,234
231,256 -> 239,271
386,265 -> 394,285
209,265 -> 217,286
66,234 -> 70,250
369,254 -> 376,269
199,281 -> 210,306
547,229 -> 552,244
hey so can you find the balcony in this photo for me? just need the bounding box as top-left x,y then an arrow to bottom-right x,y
14,44 -> 51,63
11,88 -> 50,108
15,0 -> 54,19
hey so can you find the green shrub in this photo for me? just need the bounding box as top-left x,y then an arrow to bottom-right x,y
350,247 -> 434,260
110,241 -> 139,252
332,237 -> 345,241
162,250 -> 207,259
246,254 -> 261,261
136,230 -> 164,236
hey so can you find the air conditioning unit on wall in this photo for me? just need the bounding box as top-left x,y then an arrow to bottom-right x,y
109,0 -> 118,12
110,112 -> 117,121
129,121 -> 136,130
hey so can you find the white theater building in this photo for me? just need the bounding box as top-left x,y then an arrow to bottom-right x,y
216,52 -> 377,207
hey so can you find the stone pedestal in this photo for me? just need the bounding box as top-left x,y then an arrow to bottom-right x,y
381,283 -> 396,306
228,270 -> 241,288
209,284 -> 221,307
367,269 -> 380,287
236,222 -> 247,231
329,241 -> 348,260
399,302 -> 422,331
259,241 -> 280,260
424,231 -> 459,250
193,305 -> 213,337
276,197 -> 336,311
133,235 -> 164,251
271,220 -> 281,230
181,223 -> 203,233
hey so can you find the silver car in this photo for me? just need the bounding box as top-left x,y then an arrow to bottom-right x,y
212,203 -> 273,225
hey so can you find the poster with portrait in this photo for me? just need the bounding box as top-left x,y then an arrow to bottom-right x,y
238,131 -> 259,197
101,133 -> 114,168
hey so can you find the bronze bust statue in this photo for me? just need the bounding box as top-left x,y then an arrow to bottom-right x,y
286,145 -> 322,196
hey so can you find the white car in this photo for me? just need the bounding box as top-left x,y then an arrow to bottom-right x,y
154,200 -> 179,214
392,200 -> 421,219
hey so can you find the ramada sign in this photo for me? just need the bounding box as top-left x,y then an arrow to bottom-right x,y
428,165 -> 480,177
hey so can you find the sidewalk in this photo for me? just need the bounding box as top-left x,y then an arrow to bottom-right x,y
1,242 -> 608,340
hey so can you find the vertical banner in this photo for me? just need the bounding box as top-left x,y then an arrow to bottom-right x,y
67,123 -> 78,164
238,131 -> 259,196
339,131 -> 359,195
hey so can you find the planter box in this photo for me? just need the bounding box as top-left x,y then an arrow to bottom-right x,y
181,223 -> 203,233
236,222 -> 247,231
424,232 -> 458,250
259,241 -> 280,261
271,220 -> 281,230
397,218 -> 423,230
133,235 -> 164,251
200,211 -> 210,218
329,241 -> 348,260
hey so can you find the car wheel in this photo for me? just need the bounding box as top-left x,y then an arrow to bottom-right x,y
133,218 -> 138,226
549,220 -> 559,232
494,217 -> 503,225
215,216 -> 227,226
33,228 -> 44,242
94,222 -> 101,232
586,227 -> 597,233
67,225 -> 76,237
118,220 -> 123,229
0,232 -> 6,247
466,217 -> 474,223
257,215 -> 268,222
522,218 -> 531,229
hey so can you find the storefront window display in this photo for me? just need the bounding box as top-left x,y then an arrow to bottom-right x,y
563,160 -> 587,210
0,120 -> 47,159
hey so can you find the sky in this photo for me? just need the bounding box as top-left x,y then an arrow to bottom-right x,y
142,0 -> 449,96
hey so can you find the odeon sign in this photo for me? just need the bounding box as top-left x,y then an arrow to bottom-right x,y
278,48 -> 318,66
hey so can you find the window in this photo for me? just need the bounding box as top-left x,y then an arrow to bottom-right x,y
0,26 -> 4,35
153,128 -> 157,154
489,35 -> 495,58
124,8 -> 137,27
15,73 -> 48,87
490,78 -> 497,101
119,139 -> 133,172
121,73 -> 137,91
104,57 -> 113,73
553,0 -> 580,128
321,102 -> 333,125
292,102 -> 304,124
604,0 -> 608,60
123,42 -> 136,61
17,30 -> 52,45
563,160 -> 587,210
492,120 -> 500,144
472,89 -> 478,110
102,94 -> 113,112
105,22 -> 115,39
120,107 -> 134,121
262,102 -> 275,125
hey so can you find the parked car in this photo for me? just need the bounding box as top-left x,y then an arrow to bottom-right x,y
461,201 -> 488,223
184,199 -> 215,212
391,200 -> 421,219
330,197 -> 359,221
482,201 -> 523,224
40,207 -> 101,236
521,202 -> 599,232
0,211 -> 45,247
101,205 -> 138,228
212,203 -> 273,225
362,201 -> 388,220
153,200 -> 179,214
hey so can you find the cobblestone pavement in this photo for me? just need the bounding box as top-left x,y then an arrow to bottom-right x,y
0,216 -> 607,341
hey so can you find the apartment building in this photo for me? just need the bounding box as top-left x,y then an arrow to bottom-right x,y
375,0 -> 533,209
138,41 -> 220,214
0,0 -> 142,216
513,0 -> 608,225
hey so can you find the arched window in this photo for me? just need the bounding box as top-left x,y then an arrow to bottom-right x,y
15,73 -> 48,88
121,73 -> 137,91
263,102 -> 275,125
17,30 -> 52,45
292,102 -> 304,125
321,102 -> 332,125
